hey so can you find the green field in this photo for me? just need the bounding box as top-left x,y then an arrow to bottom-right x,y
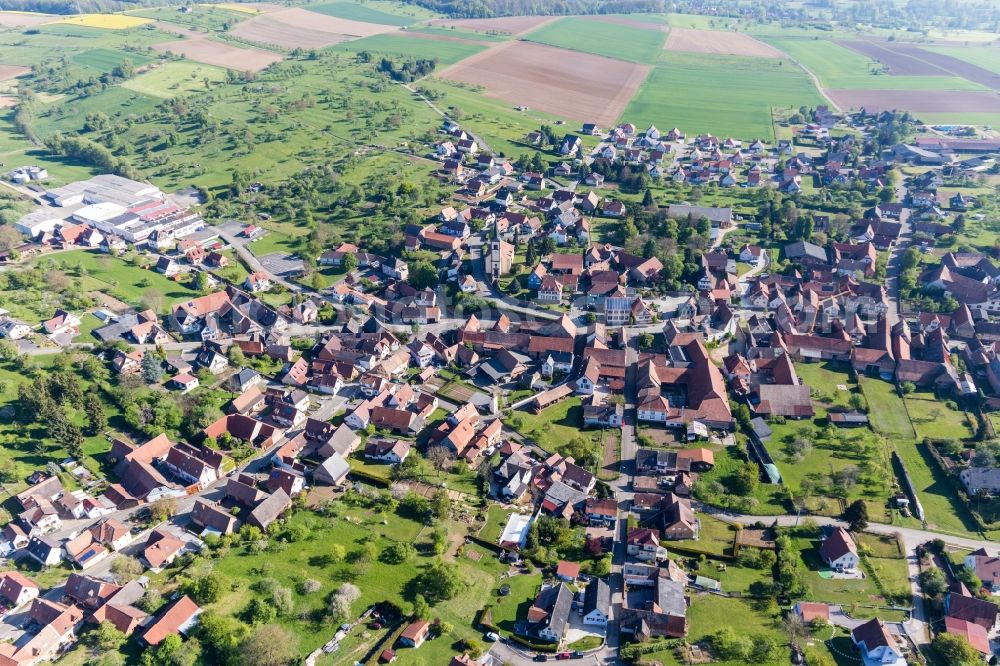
523,16 -> 667,64
925,45 -> 1000,75
129,5 -> 251,31
122,61 -> 229,98
763,37 -> 987,90
337,33 -> 485,66
71,47 -> 157,73
622,52 -> 824,141
406,26 -> 508,42
305,1 -> 428,26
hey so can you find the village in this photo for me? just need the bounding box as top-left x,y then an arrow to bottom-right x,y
0,103 -> 999,666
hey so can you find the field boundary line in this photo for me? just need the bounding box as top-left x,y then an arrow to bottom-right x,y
776,49 -> 842,112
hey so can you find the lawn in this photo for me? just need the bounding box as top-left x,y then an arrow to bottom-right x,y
407,26 -> 509,42
785,527 -> 907,617
305,1 -> 427,26
489,572 -> 542,636
523,16 -> 667,64
903,392 -> 975,441
694,443 -> 786,514
622,52 -> 825,141
335,33 -> 486,66
638,594 -> 789,666
37,249 -> 200,312
122,61 -> 229,99
507,396 -> 603,464
762,36 -> 987,90
685,513 -> 737,556
478,504 -> 513,544
859,378 -> 915,439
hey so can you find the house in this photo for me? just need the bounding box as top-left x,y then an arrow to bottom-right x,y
819,527 -> 859,572
585,498 -> 617,527
794,602 -> 830,624
626,528 -> 661,562
555,561 -> 580,582
964,548 -> 1000,591
945,588 -> 998,630
143,529 -> 185,571
170,373 -> 199,393
960,467 -> 1000,495
0,571 -> 39,612
247,489 -> 292,529
399,620 -> 430,648
944,616 -> 991,655
191,499 -> 239,535
142,595 -> 202,646
26,535 -> 62,566
851,618 -> 906,666
244,271 -> 271,293
314,452 -> 351,486
364,439 -> 410,464
527,583 -> 572,643
581,577 -> 610,626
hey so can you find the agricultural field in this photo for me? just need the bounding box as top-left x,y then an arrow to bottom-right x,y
405,26 -> 508,42
128,5 -> 253,30
622,52 -> 824,141
305,0 -> 431,27
925,44 -> 1000,76
424,15 -> 556,36
437,40 -> 648,127
70,47 -> 157,73
229,8 -> 398,50
523,16 -> 667,64
52,14 -> 153,30
0,10 -> 53,27
337,33 -> 485,65
665,27 -> 783,59
762,36 -> 985,90
152,32 -> 283,71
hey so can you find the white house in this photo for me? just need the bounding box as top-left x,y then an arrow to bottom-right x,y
819,527 -> 859,572
851,618 -> 906,666
581,578 -> 610,627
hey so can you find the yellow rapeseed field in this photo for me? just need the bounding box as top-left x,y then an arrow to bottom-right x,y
51,14 -> 152,29
209,3 -> 263,14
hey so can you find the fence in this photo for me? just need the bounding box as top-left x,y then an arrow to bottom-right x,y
890,451 -> 924,521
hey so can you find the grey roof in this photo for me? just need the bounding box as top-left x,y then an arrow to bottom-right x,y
656,578 -> 687,617
667,204 -> 732,223
750,417 -> 771,442
314,452 -> 350,486
544,479 -> 587,508
248,488 -> 291,528
784,240 -> 827,263
583,578 -> 610,616
538,583 -> 573,638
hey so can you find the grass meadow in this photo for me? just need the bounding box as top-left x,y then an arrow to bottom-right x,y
523,16 -> 667,64
71,47 -> 157,72
622,52 -> 824,141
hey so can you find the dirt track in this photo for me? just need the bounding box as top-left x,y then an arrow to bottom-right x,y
665,27 -> 783,58
438,39 -> 648,126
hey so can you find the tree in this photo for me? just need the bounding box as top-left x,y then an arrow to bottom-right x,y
642,189 -> 654,207
416,560 -> 461,604
411,593 -> 429,620
426,445 -> 454,472
431,489 -> 451,520
711,627 -> 753,660
243,597 -> 276,625
342,252 -> 358,272
932,633 -> 981,666
844,499 -> 869,532
328,582 -> 361,624
919,568 -> 947,598
196,612 -> 250,665
150,498 -> 177,523
238,624 -> 298,666
83,393 -> 107,435
184,573 -> 224,604
111,556 -> 144,583
733,462 -> 760,494
141,352 -> 163,384
382,542 -> 416,564
89,621 -> 126,651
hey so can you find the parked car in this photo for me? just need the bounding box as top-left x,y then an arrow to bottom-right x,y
556,653 -> 571,661
484,632 -> 499,642
533,656 -> 548,662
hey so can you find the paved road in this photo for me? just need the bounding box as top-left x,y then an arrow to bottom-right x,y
884,180 -> 911,326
